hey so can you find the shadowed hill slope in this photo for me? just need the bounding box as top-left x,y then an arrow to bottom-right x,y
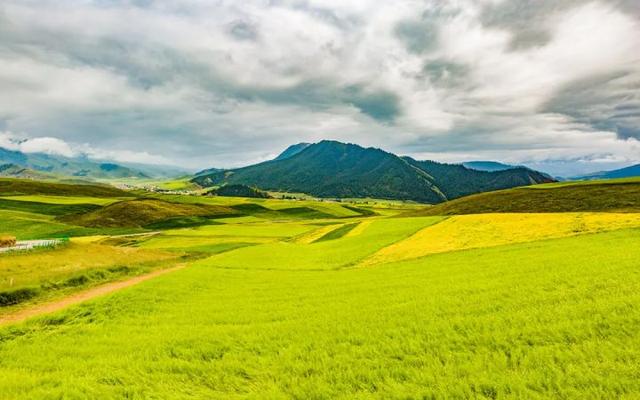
0,178 -> 132,198
61,199 -> 237,228
407,179 -> 640,216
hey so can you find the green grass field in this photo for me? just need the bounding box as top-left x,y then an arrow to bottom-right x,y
1,178 -> 640,398
1,228 -> 639,398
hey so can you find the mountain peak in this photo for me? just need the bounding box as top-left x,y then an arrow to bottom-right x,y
274,143 -> 312,161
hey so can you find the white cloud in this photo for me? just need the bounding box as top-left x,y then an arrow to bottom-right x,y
17,137 -> 76,158
0,131 -> 171,165
0,0 -> 638,174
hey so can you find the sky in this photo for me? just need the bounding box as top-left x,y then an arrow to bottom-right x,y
0,0 -> 639,176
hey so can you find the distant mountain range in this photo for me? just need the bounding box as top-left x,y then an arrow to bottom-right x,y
0,147 -> 188,180
462,161 -> 518,172
0,163 -> 56,180
193,141 -> 554,203
574,164 -> 640,180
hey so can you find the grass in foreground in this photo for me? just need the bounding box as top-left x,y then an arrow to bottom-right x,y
0,243 -> 178,308
1,228 -> 639,398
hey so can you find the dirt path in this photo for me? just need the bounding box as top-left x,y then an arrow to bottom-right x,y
0,264 -> 186,327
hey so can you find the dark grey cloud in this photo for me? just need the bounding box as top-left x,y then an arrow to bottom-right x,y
543,71 -> 640,139
228,20 -> 259,41
481,0 -> 640,50
422,60 -> 469,88
394,19 -> 438,54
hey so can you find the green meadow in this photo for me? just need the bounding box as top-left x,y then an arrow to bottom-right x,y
0,178 -> 639,399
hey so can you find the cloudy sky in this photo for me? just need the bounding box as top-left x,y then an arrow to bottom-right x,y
0,0 -> 639,176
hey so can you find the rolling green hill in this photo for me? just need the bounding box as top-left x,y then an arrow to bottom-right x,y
193,141 -> 553,203
60,199 -> 237,228
0,178 -> 132,198
409,179 -> 640,216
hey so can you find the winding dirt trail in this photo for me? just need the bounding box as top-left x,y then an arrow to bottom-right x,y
0,264 -> 186,327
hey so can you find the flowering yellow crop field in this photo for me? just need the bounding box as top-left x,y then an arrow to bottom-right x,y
362,213 -> 640,266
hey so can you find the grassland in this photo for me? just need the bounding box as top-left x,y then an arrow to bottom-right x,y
0,241 -> 180,309
0,243 -> 176,291
1,177 -> 640,398
1,228 -> 639,398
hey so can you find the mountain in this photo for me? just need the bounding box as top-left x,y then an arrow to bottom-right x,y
0,147 -> 186,180
0,163 -> 57,180
574,164 -> 640,180
274,143 -> 311,161
193,141 -> 554,203
194,140 -> 446,203
404,158 -> 554,200
195,167 -> 223,177
462,161 -> 517,172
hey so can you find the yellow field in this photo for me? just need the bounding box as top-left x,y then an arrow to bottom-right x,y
0,243 -> 177,290
362,213 -> 640,266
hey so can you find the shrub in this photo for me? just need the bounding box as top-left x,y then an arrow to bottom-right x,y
0,287 -> 40,307
0,235 -> 16,248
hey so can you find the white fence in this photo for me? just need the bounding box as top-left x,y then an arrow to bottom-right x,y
0,239 -> 63,254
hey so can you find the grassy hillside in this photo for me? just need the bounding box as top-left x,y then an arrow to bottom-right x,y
410,179 -> 640,215
61,199 -> 238,228
0,198 -> 102,216
0,178 -> 131,198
